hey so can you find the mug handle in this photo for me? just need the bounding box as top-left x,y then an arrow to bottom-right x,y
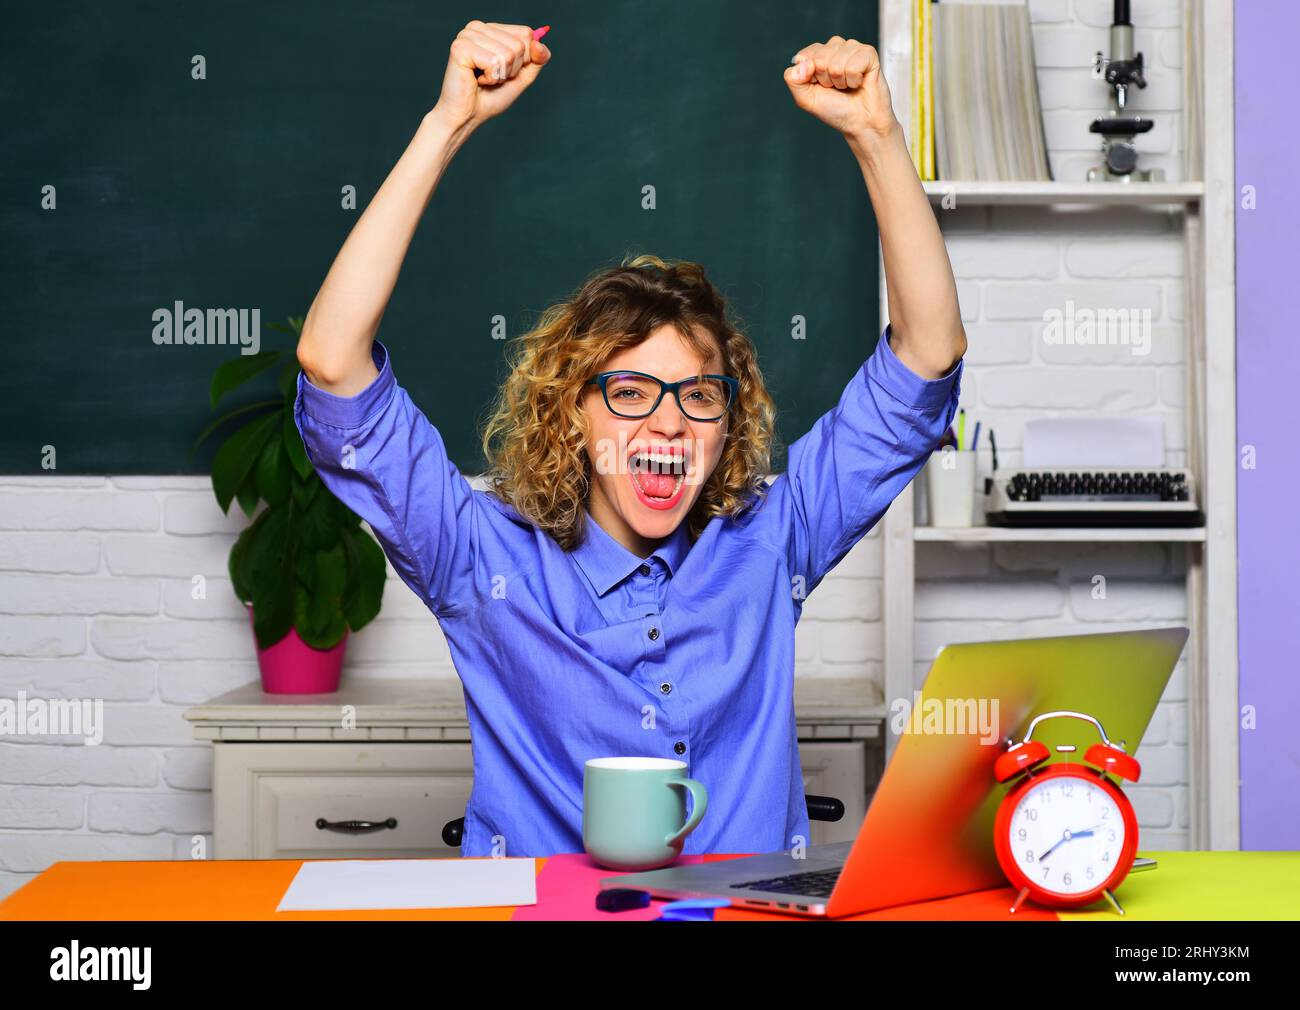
663,777 -> 708,848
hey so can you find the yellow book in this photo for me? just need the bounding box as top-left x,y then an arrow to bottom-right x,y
911,0 -> 923,173
920,0 -> 935,180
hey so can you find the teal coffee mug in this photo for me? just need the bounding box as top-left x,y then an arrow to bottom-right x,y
582,757 -> 709,871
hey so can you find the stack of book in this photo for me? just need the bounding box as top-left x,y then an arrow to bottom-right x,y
910,0 -> 1052,182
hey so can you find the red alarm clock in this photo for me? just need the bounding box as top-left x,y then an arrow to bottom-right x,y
993,710 -> 1141,915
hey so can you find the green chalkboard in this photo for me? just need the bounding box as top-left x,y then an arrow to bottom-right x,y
0,0 -> 880,474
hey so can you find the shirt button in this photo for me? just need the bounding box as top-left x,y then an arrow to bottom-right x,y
659,682 -> 672,695
638,564 -> 651,576
648,626 -> 659,641
674,741 -> 686,755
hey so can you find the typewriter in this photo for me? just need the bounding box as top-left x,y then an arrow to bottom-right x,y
983,418 -> 1202,528
986,467 -> 1202,527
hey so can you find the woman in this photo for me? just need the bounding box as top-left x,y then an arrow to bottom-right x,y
295,22 -> 966,857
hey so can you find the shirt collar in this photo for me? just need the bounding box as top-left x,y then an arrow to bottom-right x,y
573,510 -> 693,597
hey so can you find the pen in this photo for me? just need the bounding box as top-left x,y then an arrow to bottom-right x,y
957,409 -> 966,452
989,429 -> 999,473
971,421 -> 981,453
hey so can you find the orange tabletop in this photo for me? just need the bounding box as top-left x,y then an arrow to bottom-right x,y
1,851 -> 1295,921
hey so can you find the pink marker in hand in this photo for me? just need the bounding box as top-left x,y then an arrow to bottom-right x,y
476,24 -> 550,79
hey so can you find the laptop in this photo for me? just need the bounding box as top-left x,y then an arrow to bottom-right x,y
600,626 -> 1187,918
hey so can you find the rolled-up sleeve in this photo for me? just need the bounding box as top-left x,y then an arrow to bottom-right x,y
293,340 -> 478,617
757,323 -> 963,593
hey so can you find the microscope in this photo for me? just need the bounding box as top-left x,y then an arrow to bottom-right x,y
1087,0 -> 1163,182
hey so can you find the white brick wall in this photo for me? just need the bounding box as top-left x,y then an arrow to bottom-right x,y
915,0 -> 1191,849
0,0 -> 1191,901
0,475 -> 477,899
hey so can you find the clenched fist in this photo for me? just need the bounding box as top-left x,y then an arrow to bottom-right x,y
433,21 -> 551,130
784,36 -> 898,141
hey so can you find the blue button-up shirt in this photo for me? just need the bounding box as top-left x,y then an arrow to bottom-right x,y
294,326 -> 961,857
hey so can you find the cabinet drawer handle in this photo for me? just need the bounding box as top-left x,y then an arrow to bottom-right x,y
315,817 -> 398,834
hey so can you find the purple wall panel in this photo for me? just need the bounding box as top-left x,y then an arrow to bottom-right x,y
1235,0 -> 1300,848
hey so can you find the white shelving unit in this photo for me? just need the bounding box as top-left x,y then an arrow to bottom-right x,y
877,1 -> 1238,849
922,180 -> 1205,205
912,526 -> 1209,543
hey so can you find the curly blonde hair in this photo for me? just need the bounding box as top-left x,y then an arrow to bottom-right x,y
479,253 -> 778,551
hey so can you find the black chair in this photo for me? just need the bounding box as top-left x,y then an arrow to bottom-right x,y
440,794 -> 844,848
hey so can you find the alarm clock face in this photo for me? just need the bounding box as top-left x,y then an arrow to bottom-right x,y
1008,774 -> 1125,896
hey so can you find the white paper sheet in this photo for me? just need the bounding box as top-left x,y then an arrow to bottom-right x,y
1023,417 -> 1165,469
276,858 -> 537,912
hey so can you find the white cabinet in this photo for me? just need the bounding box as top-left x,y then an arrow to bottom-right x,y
213,741 -> 473,859
799,741 -> 872,847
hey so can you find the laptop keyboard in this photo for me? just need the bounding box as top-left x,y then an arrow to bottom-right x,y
730,866 -> 844,898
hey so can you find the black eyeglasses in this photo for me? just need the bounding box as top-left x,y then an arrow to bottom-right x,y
585,370 -> 738,422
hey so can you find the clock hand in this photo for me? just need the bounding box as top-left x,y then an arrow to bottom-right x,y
1040,823 -> 1105,862
1039,832 -> 1070,862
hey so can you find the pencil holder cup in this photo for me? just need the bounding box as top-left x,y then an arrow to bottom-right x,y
925,449 -> 977,527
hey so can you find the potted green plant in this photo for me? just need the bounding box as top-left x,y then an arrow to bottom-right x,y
191,316 -> 387,693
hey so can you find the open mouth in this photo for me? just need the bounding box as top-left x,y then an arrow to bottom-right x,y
628,449 -> 688,509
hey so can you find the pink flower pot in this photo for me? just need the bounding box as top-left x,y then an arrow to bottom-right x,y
246,604 -> 347,694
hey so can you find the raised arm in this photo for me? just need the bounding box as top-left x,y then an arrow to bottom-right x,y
785,35 -> 966,379
746,37 -> 964,594
296,20 -> 552,395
